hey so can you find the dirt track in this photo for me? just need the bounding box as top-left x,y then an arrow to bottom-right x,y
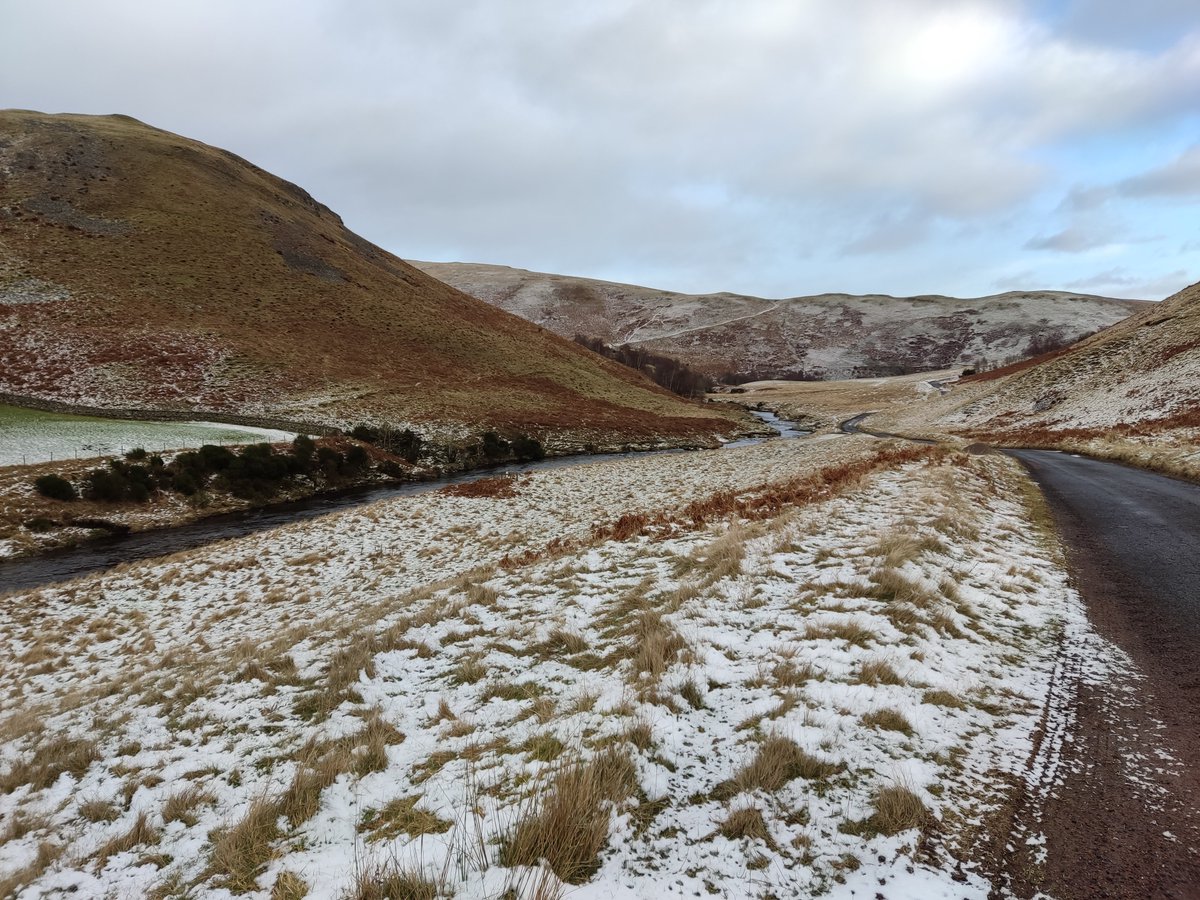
1009,450 -> 1200,899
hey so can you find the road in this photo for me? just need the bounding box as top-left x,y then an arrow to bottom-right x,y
838,413 -> 938,444
1006,449 -> 1200,899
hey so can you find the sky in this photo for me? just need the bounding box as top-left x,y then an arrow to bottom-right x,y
3,0 -> 1198,300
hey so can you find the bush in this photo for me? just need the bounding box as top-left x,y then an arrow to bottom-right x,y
124,447 -> 148,461
34,474 -> 76,501
511,435 -> 545,461
481,431 -> 510,461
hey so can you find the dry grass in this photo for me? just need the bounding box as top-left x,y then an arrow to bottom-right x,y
630,610 -> 691,681
208,795 -> 282,892
923,689 -> 967,709
853,659 -> 905,686
499,748 -> 638,884
92,812 -> 159,871
867,532 -> 945,568
78,798 -> 121,823
693,526 -> 745,582
862,708 -> 914,736
804,619 -> 875,647
870,784 -> 929,835
544,627 -> 589,655
0,736 -> 99,793
715,736 -> 841,799
347,862 -> 443,900
362,796 -> 452,841
866,569 -> 939,606
270,870 -> 308,900
719,805 -> 775,845
162,785 -> 213,826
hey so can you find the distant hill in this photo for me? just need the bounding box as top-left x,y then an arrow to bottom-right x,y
412,261 -> 1146,380
0,111 -> 743,447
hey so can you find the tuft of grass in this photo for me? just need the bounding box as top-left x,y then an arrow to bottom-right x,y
853,659 -> 905,686
208,796 -> 282,892
922,689 -> 966,709
630,610 -> 690,681
92,812 -> 159,871
719,805 -> 774,846
79,798 -> 121,823
1,736 -> 99,793
871,784 -> 929,835
270,870 -> 308,900
348,862 -> 442,900
482,681 -> 546,703
545,627 -> 589,655
692,526 -> 745,582
866,569 -> 939,606
362,796 -> 452,841
862,708 -> 914,736
804,619 -> 875,647
679,679 -> 706,710
714,736 -> 841,799
452,655 -> 487,685
500,748 -> 638,884
162,785 -> 213,826
522,733 -> 566,763
867,532 -> 944,568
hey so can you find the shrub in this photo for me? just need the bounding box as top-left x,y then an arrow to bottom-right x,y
124,447 -> 148,461
511,434 -> 546,461
33,474 -> 76,502
481,431 -> 510,461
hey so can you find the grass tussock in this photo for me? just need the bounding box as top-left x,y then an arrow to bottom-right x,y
92,812 -> 159,871
631,610 -> 691,681
804,619 -> 875,647
270,871 -> 308,900
208,796 -> 282,892
362,796 -> 452,841
922,689 -> 967,709
719,805 -> 775,846
853,659 -> 905,686
1,736 -> 99,793
693,526 -> 745,582
867,532 -> 945,568
162,785 -> 214,826
862,708 -> 914,736
866,569 -> 939,606
870,784 -> 929,835
348,862 -> 443,900
499,748 -> 638,884
715,736 -> 841,799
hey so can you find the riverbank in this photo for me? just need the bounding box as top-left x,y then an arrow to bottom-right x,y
0,414 -> 777,569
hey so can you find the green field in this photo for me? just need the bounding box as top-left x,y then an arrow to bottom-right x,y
0,404 -> 294,467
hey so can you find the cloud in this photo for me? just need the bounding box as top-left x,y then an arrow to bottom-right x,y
1,0 -> 1198,296
1065,267 -> 1192,299
1024,222 -> 1123,253
1118,144 -> 1200,197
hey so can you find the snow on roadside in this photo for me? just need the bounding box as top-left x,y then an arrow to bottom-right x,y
0,438 -> 1099,898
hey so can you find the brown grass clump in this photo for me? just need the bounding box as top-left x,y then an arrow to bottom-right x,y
693,526 -> 745,581
866,569 -> 939,606
804,619 -> 875,647
162,785 -> 214,826
853,660 -> 905,686
719,805 -> 775,846
270,871 -> 308,900
545,627 -> 589,655
348,862 -> 442,900
631,611 -> 691,681
500,749 -> 638,884
1,736 -> 99,793
208,796 -> 282,891
715,736 -> 841,799
862,708 -> 914,736
79,798 -> 121,823
441,475 -> 520,499
922,689 -> 966,709
867,532 -> 945,568
870,784 -> 929,835
92,812 -> 159,870
362,796 -> 452,841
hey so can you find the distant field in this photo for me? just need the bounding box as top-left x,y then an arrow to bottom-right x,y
0,404 -> 294,467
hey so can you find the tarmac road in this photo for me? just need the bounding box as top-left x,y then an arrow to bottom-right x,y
1007,449 -> 1200,899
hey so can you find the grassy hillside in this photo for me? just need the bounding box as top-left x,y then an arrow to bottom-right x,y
0,111 -> 742,445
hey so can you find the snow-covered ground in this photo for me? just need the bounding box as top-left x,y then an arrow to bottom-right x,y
0,436 -> 1125,898
0,404 -> 295,467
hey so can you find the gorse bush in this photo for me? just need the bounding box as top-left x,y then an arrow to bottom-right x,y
349,424 -> 422,462
33,434 -> 378,505
33,473 -> 77,502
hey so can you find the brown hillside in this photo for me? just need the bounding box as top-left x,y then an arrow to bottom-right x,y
0,111 -> 742,444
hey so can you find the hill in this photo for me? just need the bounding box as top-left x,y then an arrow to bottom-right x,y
412,261 -> 1146,380
0,111 -> 743,448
